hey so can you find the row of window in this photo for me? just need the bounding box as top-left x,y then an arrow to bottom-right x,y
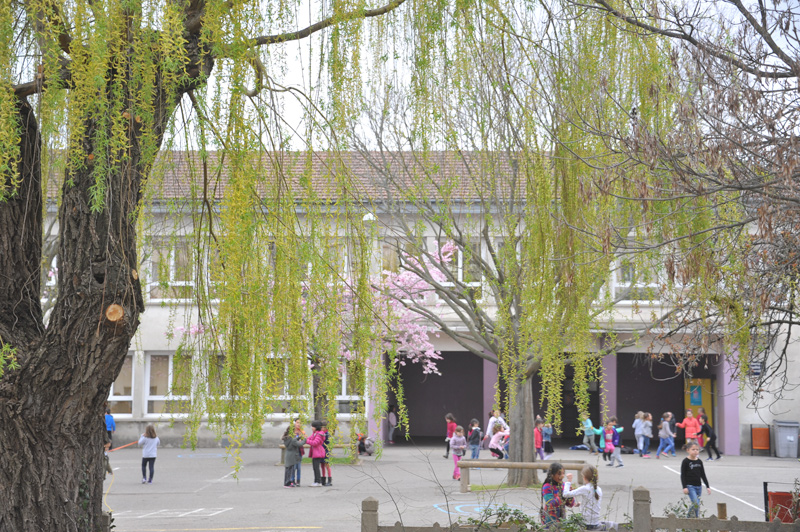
146,237 -> 660,303
107,352 -> 363,418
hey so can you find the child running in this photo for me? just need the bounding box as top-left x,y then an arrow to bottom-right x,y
677,410 -> 701,448
563,465 -> 617,531
488,423 -> 509,459
680,442 -> 711,517
641,412 -> 653,458
467,419 -> 482,459
699,415 -> 721,461
449,425 -> 467,480
656,412 -> 676,458
540,462 -> 574,528
600,420 -> 615,462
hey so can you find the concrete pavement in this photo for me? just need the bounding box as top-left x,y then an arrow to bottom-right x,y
103,441 -> 799,532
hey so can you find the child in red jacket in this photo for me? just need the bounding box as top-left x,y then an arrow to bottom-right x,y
534,419 -> 545,460
676,410 -> 701,448
443,413 -> 457,459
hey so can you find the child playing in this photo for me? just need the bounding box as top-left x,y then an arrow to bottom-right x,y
321,420 -> 333,486
534,420 -> 545,461
282,424 -> 305,487
292,419 -> 306,485
677,409 -> 701,448
543,422 -> 554,458
449,425 -> 468,480
540,462 -> 574,528
306,421 -> 326,487
387,405 -> 398,444
488,423 -> 509,459
358,433 -> 375,456
600,418 -> 623,467
696,407 -> 707,447
600,420 -> 615,462
699,414 -> 721,461
632,411 -> 644,456
681,442 -> 711,517
467,419 -> 482,459
563,465 -> 617,531
641,413 -> 653,458
656,412 -> 676,458
581,413 -> 599,454
609,418 -> 624,467
138,424 -> 160,484
443,413 -> 457,459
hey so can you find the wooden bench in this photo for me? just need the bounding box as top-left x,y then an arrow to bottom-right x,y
457,459 -> 587,493
278,443 -> 354,464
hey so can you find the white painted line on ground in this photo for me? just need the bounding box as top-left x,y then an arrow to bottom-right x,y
663,466 -> 762,511
194,471 -> 236,493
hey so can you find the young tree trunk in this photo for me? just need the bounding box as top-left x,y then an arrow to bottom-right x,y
0,98 -> 146,531
507,374 -> 539,486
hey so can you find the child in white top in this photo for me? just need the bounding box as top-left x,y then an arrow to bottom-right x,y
138,424 -> 160,484
563,465 -> 616,530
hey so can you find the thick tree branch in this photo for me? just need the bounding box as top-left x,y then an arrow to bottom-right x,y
250,0 -> 407,47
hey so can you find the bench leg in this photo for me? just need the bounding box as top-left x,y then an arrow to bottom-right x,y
460,467 -> 469,493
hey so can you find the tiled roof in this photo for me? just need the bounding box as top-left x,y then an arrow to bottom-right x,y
46,150 -> 524,203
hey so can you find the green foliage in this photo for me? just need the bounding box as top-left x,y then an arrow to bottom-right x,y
0,342 -> 19,379
463,502 -> 586,532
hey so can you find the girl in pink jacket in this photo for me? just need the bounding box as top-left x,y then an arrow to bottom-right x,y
488,424 -> 509,459
534,419 -> 545,460
306,421 -> 327,486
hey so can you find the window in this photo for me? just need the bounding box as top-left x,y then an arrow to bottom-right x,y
148,238 -> 194,300
438,238 -> 483,299
335,360 -> 365,415
108,353 -> 134,414
613,259 -> 660,302
261,355 -> 309,416
382,238 -> 401,273
145,352 -> 192,415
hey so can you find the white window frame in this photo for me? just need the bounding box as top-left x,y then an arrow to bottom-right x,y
612,258 -> 661,304
436,237 -> 484,300
262,354 -> 312,421
107,352 -> 134,417
334,360 -> 366,420
146,237 -> 195,303
144,351 -> 192,418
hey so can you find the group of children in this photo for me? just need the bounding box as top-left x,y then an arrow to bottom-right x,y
282,419 -> 334,488
540,442 -> 712,528
581,408 -> 722,463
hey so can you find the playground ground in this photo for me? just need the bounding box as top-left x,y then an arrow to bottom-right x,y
102,440 -> 799,532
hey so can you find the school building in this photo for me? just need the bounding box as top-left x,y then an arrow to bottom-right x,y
89,151 -> 798,456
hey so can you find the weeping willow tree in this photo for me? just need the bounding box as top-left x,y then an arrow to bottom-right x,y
0,0 -> 463,529
348,1 -> 714,485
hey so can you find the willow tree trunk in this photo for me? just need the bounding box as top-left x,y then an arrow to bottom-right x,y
0,99 -> 147,531
507,374 -> 539,486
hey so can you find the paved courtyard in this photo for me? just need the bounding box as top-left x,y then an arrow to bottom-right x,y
103,441 -> 800,532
